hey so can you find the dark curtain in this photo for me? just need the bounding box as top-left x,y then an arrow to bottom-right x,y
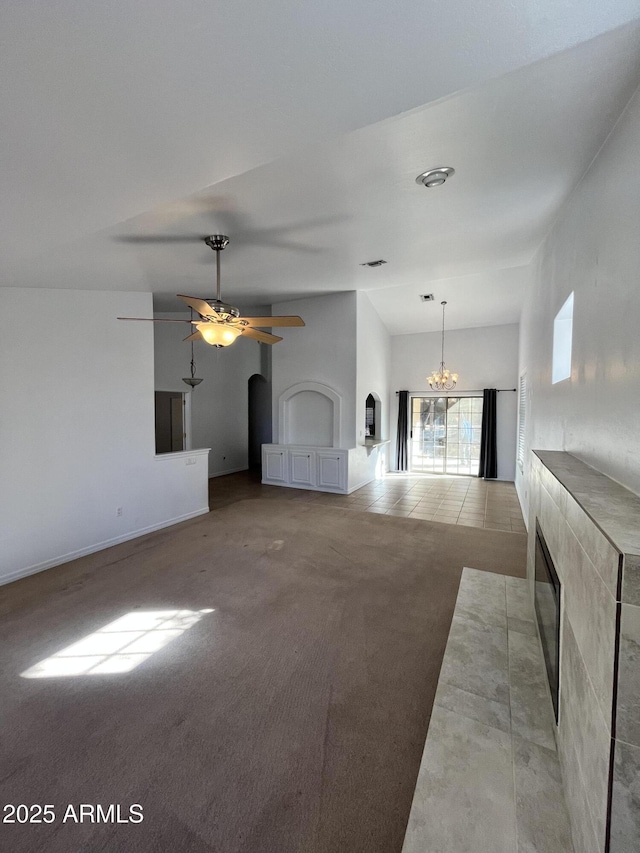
478,388 -> 497,479
395,390 -> 409,471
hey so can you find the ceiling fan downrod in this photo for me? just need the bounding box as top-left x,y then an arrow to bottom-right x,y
204,235 -> 229,303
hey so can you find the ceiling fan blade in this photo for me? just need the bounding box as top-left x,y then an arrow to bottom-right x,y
241,328 -> 283,345
241,316 -> 305,327
117,317 -> 193,323
183,331 -> 203,342
114,234 -> 210,244
176,295 -> 217,317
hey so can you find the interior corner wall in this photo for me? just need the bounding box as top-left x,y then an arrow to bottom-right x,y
356,292 -> 391,442
0,288 -> 210,585
271,292 -> 357,447
153,312 -> 263,476
517,84 -> 640,516
389,323 -> 520,480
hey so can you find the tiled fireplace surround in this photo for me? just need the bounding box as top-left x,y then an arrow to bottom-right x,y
529,451 -> 640,852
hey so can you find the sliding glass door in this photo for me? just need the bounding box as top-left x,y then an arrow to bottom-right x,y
410,396 -> 483,476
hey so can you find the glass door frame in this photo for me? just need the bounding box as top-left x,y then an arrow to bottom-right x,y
409,393 -> 483,476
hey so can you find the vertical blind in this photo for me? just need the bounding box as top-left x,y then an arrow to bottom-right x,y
517,374 -> 526,471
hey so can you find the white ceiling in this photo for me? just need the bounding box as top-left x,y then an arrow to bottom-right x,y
2,4 -> 639,332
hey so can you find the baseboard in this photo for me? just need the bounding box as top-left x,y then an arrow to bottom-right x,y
347,477 -> 376,494
261,478 -> 348,495
0,506 -> 211,587
209,466 -> 249,479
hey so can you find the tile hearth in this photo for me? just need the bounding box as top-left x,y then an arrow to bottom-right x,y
402,568 -> 573,853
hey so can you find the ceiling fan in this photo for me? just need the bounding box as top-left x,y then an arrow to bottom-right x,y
117,235 -> 304,346
115,194 -> 337,258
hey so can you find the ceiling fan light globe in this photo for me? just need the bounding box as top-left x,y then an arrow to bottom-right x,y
197,323 -> 242,346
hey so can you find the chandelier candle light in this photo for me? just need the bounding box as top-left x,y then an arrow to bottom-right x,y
427,301 -> 458,391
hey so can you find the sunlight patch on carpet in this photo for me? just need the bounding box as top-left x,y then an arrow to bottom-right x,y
21,609 -> 214,678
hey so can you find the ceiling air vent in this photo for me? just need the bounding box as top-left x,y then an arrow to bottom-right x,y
420,293 -> 435,302
360,259 -> 387,267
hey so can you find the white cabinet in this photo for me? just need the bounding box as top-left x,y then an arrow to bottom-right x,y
317,451 -> 346,491
264,447 -> 287,482
262,445 -> 349,493
289,450 -> 316,487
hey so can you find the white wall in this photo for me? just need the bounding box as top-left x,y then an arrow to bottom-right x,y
356,291 -> 391,442
355,291 -> 391,480
389,323 -> 520,480
517,84 -> 640,514
0,288 -> 210,585
272,292 -> 358,447
154,313 -> 263,476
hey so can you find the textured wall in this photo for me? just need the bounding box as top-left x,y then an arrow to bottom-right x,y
517,85 -> 640,516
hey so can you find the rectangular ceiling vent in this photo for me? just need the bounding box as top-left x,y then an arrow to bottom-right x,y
360,259 -> 387,267
420,293 -> 435,302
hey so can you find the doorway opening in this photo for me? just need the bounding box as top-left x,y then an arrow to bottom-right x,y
155,391 -> 190,454
410,396 -> 483,475
248,374 -> 272,469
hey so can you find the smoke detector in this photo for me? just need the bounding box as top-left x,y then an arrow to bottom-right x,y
415,167 -> 455,188
360,259 -> 387,267
420,293 -> 435,302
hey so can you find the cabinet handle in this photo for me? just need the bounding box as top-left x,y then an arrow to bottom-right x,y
307,454 -> 310,458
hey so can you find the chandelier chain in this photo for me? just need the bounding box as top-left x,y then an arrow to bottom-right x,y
183,308 -> 204,388
427,300 -> 458,391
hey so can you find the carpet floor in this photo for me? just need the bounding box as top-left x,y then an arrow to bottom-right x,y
0,498 -> 526,853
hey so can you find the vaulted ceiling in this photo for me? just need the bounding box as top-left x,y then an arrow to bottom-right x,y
2,2 -> 639,332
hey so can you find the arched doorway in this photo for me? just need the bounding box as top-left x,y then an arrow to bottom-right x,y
248,374 -> 272,469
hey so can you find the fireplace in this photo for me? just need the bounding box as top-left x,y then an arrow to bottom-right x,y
534,520 -> 561,722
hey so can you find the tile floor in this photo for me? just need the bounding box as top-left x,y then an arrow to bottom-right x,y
313,474 -> 527,532
209,470 -> 526,532
402,568 -> 574,853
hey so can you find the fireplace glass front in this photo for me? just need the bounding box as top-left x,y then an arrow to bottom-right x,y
534,520 -> 561,722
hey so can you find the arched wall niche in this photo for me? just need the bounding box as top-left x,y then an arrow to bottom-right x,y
278,382 -> 342,447
365,390 -> 382,439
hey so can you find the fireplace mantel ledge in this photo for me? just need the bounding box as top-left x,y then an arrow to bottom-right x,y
533,450 -> 640,594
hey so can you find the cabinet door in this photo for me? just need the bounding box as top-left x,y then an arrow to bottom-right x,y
317,452 -> 346,490
264,448 -> 287,482
290,450 -> 315,486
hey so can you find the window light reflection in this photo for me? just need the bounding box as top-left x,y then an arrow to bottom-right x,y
21,609 -> 214,678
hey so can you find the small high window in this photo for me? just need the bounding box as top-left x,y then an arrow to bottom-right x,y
552,292 -> 574,384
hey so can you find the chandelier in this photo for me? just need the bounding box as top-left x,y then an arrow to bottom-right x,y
427,301 -> 458,391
